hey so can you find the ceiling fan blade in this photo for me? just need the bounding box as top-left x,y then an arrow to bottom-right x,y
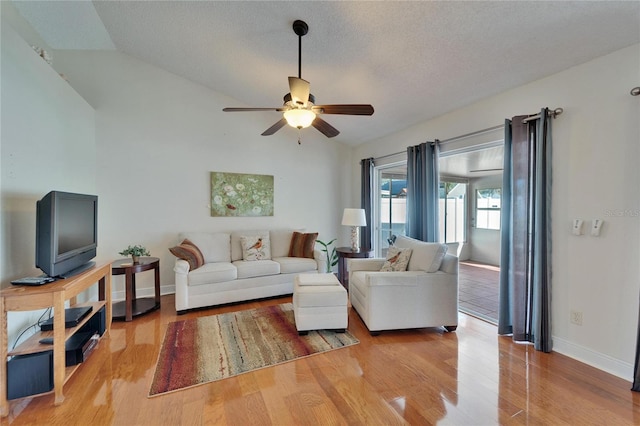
312,104 -> 374,115
312,117 -> 340,138
223,107 -> 284,112
261,118 -> 287,136
288,77 -> 310,106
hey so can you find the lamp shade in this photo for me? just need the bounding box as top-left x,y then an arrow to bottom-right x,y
342,208 -> 367,227
283,109 -> 316,129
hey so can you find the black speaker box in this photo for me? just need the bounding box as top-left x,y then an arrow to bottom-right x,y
79,305 -> 106,337
6,306 -> 106,399
7,351 -> 54,400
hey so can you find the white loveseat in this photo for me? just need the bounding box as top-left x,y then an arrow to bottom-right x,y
349,235 -> 459,334
173,229 -> 325,313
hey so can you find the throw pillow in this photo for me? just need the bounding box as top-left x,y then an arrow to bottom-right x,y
288,231 -> 318,259
380,246 -> 413,272
169,239 -> 205,270
240,235 -> 271,261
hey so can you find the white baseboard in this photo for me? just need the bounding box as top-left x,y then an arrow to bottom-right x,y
553,336 -> 633,382
111,285 -> 175,303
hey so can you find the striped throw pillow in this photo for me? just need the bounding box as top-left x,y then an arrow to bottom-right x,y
288,231 -> 318,259
169,239 -> 204,270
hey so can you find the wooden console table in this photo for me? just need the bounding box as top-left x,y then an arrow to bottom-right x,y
0,262 -> 112,417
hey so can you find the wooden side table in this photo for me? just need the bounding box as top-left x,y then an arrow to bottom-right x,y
336,247 -> 374,288
112,257 -> 160,321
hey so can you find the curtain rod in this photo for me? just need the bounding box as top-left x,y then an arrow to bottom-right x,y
372,123 -> 504,162
372,106 -> 564,163
522,107 -> 563,123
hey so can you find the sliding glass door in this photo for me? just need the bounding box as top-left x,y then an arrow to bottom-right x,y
374,162 -> 407,257
373,162 -> 467,256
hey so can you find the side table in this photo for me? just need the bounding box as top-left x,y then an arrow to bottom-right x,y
112,257 -> 160,321
336,247 -> 374,289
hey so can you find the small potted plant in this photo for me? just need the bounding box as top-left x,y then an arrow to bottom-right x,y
316,238 -> 339,273
119,245 -> 150,264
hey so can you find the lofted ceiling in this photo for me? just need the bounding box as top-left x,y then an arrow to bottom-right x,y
11,1 -> 640,147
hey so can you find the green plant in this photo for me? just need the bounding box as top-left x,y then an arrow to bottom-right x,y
316,239 -> 339,273
118,244 -> 150,257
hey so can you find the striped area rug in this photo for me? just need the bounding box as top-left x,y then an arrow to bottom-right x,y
149,303 -> 359,396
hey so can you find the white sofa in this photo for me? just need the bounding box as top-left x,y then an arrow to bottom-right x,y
173,229 -> 325,313
349,235 -> 459,334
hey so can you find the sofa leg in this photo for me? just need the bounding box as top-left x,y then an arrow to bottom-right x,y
298,330 -> 309,336
444,325 -> 457,332
369,330 -> 381,336
334,329 -> 346,333
177,310 -> 187,315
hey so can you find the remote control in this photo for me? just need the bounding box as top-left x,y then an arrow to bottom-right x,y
39,337 -> 54,345
11,276 -> 55,286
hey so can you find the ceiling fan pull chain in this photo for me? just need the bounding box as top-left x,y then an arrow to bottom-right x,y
297,129 -> 302,145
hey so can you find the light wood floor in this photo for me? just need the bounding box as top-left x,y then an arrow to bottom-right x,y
5,294 -> 639,425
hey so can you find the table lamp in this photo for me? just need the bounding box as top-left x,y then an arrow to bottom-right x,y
342,208 -> 367,252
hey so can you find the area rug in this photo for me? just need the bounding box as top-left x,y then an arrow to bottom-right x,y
149,303 -> 359,396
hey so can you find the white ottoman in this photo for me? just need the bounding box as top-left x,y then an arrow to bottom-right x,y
293,273 -> 348,334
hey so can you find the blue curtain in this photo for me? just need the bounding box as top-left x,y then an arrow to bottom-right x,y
498,119 -> 513,335
360,158 -> 374,251
633,305 -> 640,390
498,108 -> 553,353
406,141 -> 440,242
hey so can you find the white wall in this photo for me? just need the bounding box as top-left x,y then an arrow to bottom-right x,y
51,49 -> 351,299
353,44 -> 640,380
0,21 -> 96,345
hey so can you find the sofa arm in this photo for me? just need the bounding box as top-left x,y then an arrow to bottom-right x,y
174,259 -> 190,313
174,259 -> 190,275
439,253 -> 459,275
349,258 -> 386,272
313,249 -> 327,273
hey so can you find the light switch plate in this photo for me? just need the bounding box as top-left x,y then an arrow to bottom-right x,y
591,219 -> 603,236
572,219 -> 583,235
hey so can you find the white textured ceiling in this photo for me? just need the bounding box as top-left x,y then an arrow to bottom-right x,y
11,1 -> 640,147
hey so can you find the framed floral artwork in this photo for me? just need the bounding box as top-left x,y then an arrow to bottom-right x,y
210,172 -> 274,217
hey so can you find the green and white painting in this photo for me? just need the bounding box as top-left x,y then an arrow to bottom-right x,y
210,172 -> 274,217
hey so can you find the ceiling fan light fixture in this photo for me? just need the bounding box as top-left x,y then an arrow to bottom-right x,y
283,109 -> 316,129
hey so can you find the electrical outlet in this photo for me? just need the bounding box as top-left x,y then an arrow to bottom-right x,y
570,310 -> 583,326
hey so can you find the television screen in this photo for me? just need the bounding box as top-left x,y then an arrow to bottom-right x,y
57,198 -> 96,257
36,191 -> 98,278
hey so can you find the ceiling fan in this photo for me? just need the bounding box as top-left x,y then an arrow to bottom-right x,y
223,20 -> 374,140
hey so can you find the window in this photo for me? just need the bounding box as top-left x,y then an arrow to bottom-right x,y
476,188 -> 501,230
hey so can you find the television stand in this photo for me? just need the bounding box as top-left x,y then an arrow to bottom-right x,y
0,261 -> 112,417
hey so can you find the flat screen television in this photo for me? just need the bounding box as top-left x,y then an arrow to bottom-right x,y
36,191 -> 98,278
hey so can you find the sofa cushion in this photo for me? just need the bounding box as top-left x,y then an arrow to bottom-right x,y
380,246 -> 412,272
180,232 -> 230,263
270,229 -> 303,258
169,239 -> 205,270
188,262 -> 237,286
240,235 -> 271,260
395,235 -> 448,272
288,231 -> 318,258
231,230 -> 269,261
273,256 -> 318,274
233,260 -> 280,279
